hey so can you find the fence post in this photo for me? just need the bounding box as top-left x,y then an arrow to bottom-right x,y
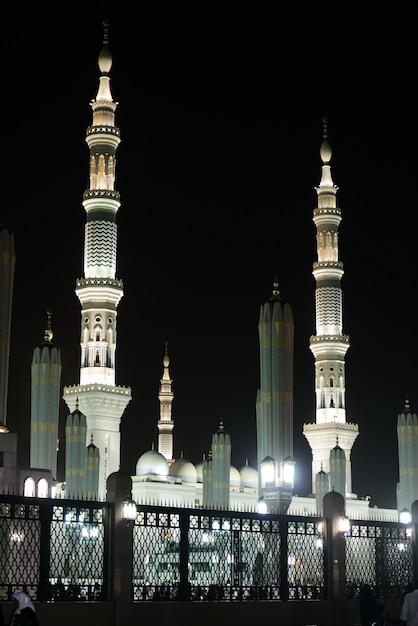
106,471 -> 135,624
323,491 -> 348,626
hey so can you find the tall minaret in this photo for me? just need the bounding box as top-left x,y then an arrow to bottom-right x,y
63,20 -> 132,499
256,278 -> 294,490
157,342 -> 174,464
0,228 -> 16,429
397,398 -> 418,512
303,118 -> 359,498
30,309 -> 62,479
210,421 -> 231,510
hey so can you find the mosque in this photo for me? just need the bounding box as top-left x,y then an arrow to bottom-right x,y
0,21 -> 416,522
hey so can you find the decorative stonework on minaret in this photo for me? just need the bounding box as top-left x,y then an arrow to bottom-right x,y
63,19 -> 131,498
157,342 -> 174,464
256,277 -> 294,492
303,118 -> 358,498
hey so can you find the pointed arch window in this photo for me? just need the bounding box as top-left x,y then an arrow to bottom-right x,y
37,478 -> 49,498
24,477 -> 35,497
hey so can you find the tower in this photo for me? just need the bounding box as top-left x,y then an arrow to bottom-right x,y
63,20 -> 132,499
0,228 -> 15,429
30,309 -> 62,479
397,398 -> 418,512
210,421 -> 231,510
256,279 -> 294,490
157,342 -> 174,464
303,118 -> 358,498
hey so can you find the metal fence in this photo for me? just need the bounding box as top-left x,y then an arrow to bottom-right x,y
0,495 -> 110,602
0,495 -> 415,603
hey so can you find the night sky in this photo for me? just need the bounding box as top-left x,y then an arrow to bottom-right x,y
2,8 -> 417,509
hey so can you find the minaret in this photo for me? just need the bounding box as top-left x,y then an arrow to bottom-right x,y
65,400 -> 87,499
256,278 -> 294,491
211,421 -> 231,510
303,118 -> 359,497
0,228 -> 16,429
63,20 -> 132,499
397,398 -> 418,512
30,309 -> 62,479
157,342 -> 174,464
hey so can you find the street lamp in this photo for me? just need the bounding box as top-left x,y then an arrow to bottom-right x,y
122,500 -> 137,527
399,508 -> 412,524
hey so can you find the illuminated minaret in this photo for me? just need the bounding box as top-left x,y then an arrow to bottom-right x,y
30,309 -> 62,479
256,279 -> 294,490
396,398 -> 418,512
63,20 -> 131,499
0,228 -> 15,429
157,342 -> 174,464
303,118 -> 358,498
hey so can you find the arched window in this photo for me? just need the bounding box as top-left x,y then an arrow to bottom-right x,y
37,478 -> 49,498
24,477 -> 35,497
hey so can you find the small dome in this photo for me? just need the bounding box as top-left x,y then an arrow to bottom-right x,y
230,465 -> 241,487
239,462 -> 258,488
169,457 -> 197,483
136,450 -> 169,477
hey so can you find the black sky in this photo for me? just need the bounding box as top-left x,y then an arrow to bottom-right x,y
2,8 -> 417,509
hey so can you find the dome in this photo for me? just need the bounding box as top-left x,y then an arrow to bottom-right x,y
136,449 -> 169,477
239,462 -> 258,488
169,456 -> 197,483
230,465 -> 241,487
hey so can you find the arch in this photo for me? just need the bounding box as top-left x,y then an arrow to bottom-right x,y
38,478 -> 49,498
24,477 -> 35,497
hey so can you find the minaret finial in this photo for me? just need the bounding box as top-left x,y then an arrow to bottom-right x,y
404,397 -> 411,413
103,18 -> 110,45
43,308 -> 53,344
322,115 -> 328,139
269,275 -> 283,302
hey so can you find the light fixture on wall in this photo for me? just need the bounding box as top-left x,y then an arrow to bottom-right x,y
399,508 -> 412,524
339,516 -> 350,535
122,500 -> 136,527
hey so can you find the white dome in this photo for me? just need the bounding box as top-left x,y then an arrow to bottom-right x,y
169,457 -> 197,483
136,450 -> 169,476
239,463 -> 258,488
230,465 -> 241,487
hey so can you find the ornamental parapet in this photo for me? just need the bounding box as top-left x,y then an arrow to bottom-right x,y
313,207 -> 341,216
87,125 -> 120,137
76,277 -> 123,289
64,383 -> 131,395
310,334 -> 349,343
83,189 -> 121,201
312,261 -> 344,270
303,422 -> 358,432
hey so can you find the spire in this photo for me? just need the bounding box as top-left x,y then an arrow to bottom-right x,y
319,115 -> 334,186
269,275 -> 283,302
42,309 -> 54,344
96,18 -> 113,101
403,397 -> 411,413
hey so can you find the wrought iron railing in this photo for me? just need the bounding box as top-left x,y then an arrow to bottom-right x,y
0,495 -> 415,604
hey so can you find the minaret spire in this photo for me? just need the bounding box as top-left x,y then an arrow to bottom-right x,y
303,119 -> 359,500
63,20 -> 132,499
157,341 -> 175,464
